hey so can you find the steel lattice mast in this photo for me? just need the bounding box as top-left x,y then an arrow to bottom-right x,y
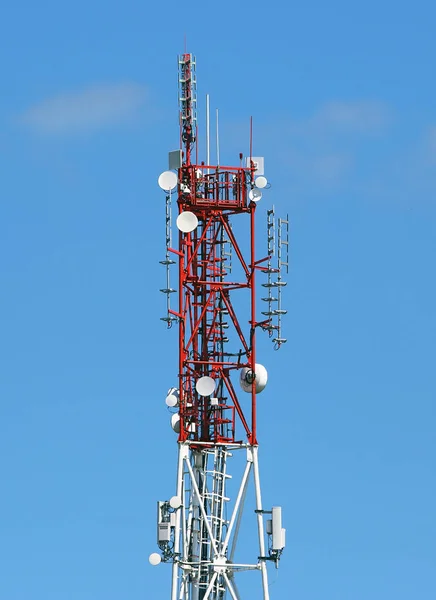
151,53 -> 288,600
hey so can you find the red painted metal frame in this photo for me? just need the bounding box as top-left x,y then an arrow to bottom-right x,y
176,54 -> 261,447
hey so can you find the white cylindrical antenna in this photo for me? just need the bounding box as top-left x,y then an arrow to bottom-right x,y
271,506 -> 284,551
206,94 -> 210,173
216,108 -> 220,166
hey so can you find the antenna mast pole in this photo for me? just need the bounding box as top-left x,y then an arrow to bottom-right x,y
153,53 -> 288,600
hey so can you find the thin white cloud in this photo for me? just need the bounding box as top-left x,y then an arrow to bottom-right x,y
21,83 -> 148,134
313,101 -> 390,133
291,100 -> 390,137
277,101 -> 391,187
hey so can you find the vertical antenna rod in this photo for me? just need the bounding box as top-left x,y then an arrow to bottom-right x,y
216,108 -> 220,166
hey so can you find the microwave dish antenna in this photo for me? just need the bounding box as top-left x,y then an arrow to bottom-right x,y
176,211 -> 198,233
249,188 -> 263,202
195,376 -> 215,396
158,170 -> 178,191
255,175 -> 268,189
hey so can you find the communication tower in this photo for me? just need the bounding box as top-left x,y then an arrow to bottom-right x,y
150,53 -> 289,600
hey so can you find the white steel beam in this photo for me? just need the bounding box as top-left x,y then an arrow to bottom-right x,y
252,446 -> 270,600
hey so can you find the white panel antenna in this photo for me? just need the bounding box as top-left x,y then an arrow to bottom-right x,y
168,150 -> 182,170
245,156 -> 264,175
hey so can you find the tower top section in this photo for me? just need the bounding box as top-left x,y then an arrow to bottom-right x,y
178,54 -> 197,166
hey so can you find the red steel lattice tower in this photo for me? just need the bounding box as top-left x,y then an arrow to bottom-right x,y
150,53 -> 288,600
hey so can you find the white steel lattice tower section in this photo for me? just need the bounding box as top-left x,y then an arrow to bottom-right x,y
152,53 -> 289,600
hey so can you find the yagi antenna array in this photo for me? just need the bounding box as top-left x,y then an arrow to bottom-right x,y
158,171 -> 178,326
261,206 -> 289,348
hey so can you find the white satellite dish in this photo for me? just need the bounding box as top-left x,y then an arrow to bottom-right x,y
176,211 -> 198,233
149,553 -> 162,566
158,171 -> 178,191
196,376 -> 215,396
165,387 -> 179,407
170,496 -> 182,509
248,188 -> 262,202
255,176 -> 268,189
239,363 -> 268,394
171,413 -> 180,433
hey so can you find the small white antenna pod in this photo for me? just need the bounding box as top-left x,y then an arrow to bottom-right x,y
248,188 -> 262,202
195,376 -> 215,396
171,413 -> 180,433
149,553 -> 162,566
158,171 -> 178,191
176,211 -> 198,233
255,176 -> 268,189
239,363 -> 268,393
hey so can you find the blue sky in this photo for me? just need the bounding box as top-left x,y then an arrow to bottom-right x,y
1,1 -> 435,599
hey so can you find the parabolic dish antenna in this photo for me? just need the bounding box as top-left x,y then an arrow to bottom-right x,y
255,176 -> 268,189
176,211 -> 198,233
165,393 -> 178,408
239,363 -> 268,394
248,188 -> 262,202
171,413 -> 180,433
165,387 -> 179,407
149,553 -> 162,566
158,171 -> 178,191
196,376 -> 215,397
169,496 -> 182,509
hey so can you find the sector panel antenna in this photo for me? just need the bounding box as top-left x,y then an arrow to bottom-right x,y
195,376 -> 215,396
158,170 -> 178,191
176,211 -> 198,233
